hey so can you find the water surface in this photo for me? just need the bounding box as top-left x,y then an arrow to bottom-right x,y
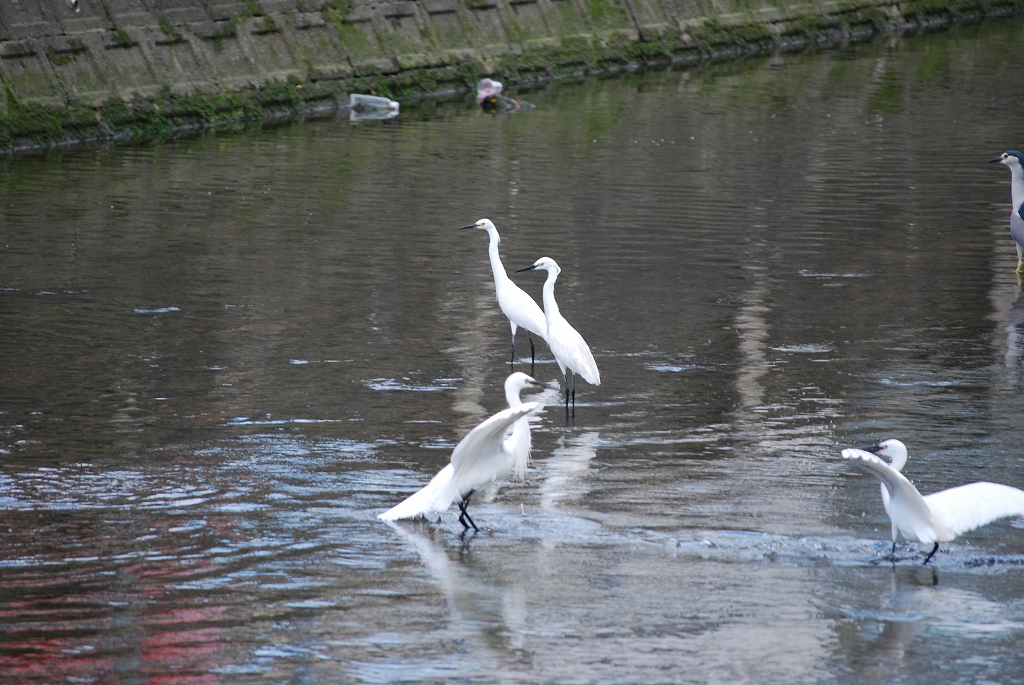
3,18 -> 1024,684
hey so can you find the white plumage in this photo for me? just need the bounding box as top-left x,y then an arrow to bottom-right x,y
515,257 -> 599,407
379,373 -> 552,529
501,371 -> 540,481
841,438 -> 1024,564
377,462 -> 457,523
460,219 -> 547,364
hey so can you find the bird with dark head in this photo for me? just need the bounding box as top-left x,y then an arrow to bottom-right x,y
990,150 -> 1024,274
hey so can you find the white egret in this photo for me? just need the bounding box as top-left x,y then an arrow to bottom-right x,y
379,373 -> 555,530
460,219 -> 548,366
515,257 -> 600,408
841,439 -> 1024,564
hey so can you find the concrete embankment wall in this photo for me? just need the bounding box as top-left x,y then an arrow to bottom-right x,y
0,0 -> 1020,150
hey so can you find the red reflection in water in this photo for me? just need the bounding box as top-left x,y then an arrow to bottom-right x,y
0,516 -> 242,682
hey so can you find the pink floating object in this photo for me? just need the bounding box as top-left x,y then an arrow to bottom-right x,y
476,78 -> 504,104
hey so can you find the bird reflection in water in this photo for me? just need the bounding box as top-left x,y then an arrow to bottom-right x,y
539,432 -> 600,512
839,566 -> 1024,682
842,567 -> 936,679
1006,283 -> 1024,371
381,521 -> 532,659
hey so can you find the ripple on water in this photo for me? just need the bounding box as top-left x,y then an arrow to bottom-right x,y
362,377 -> 461,391
771,344 -> 834,354
347,658 -> 480,684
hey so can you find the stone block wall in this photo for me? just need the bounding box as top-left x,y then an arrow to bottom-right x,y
0,0 -> 1019,149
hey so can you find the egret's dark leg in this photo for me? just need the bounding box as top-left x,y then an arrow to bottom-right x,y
562,370 -> 571,421
458,502 -> 475,530
922,542 -> 939,565
528,331 -> 536,367
568,371 -> 576,417
510,337 -> 516,365
457,491 -> 479,532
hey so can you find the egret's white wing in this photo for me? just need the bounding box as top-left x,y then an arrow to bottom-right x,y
548,318 -> 600,385
450,403 -> 538,494
504,384 -> 558,481
503,412 -> 533,481
498,280 -> 547,340
842,448 -> 938,542
925,482 -> 1024,539
378,464 -> 455,521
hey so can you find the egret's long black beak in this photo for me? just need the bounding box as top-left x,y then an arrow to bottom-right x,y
458,224 -> 477,230
515,264 -> 538,273
854,443 -> 880,453
531,380 -> 559,391
990,156 -> 1004,164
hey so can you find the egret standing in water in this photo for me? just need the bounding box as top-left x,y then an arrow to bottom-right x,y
460,219 -> 548,367
842,439 -> 1024,564
379,373 -> 555,530
515,257 -> 600,410
990,150 -> 1024,274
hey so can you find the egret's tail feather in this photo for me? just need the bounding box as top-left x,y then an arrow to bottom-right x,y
378,464 -> 456,521
578,358 -> 600,386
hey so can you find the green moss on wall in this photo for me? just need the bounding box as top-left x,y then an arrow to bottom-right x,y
0,0 -> 1021,152
691,17 -> 773,49
0,88 -> 100,148
158,17 -> 183,42
584,0 -> 630,25
111,27 -> 135,47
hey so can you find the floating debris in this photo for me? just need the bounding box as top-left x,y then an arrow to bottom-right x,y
475,78 -> 504,104
349,94 -> 399,121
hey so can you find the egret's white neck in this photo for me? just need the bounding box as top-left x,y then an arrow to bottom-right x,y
1011,162 -> 1024,212
505,383 -> 523,408
485,227 -> 509,285
541,269 -> 561,320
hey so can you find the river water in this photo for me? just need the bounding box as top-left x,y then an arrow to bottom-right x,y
3,17 -> 1024,684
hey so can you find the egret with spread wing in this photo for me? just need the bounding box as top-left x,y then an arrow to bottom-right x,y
379,373 -> 554,530
842,439 -> 1024,564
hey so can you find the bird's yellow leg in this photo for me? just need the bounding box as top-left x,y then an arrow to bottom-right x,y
1017,259 -> 1023,274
